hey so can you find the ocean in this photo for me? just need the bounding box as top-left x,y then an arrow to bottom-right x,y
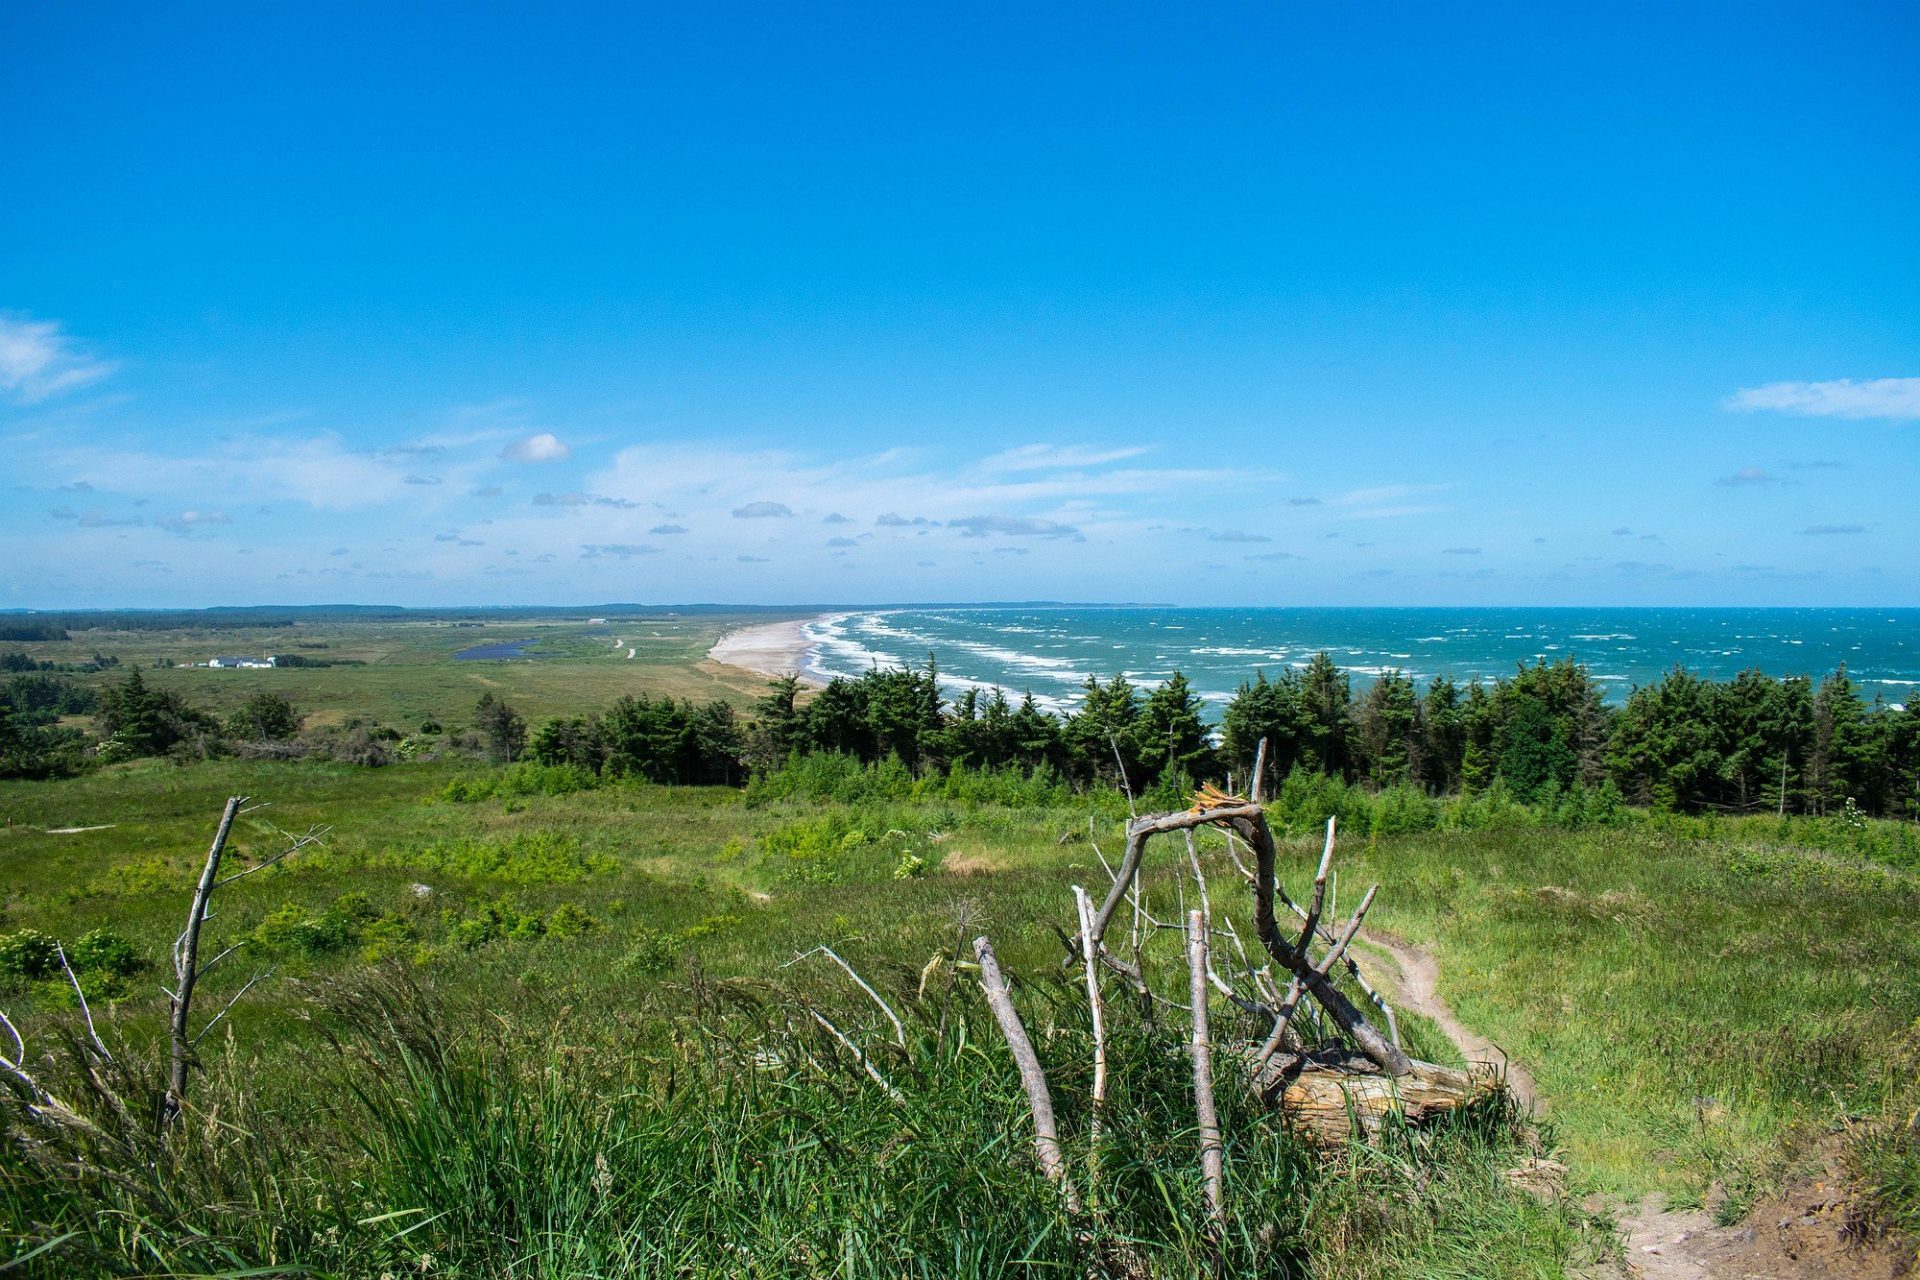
801,607 -> 1920,715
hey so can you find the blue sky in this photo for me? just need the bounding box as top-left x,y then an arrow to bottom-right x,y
3,2 -> 1916,609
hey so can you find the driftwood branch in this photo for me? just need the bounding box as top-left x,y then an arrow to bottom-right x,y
973,936 -> 1081,1213
1186,910 -> 1226,1233
1076,794 -> 1412,1077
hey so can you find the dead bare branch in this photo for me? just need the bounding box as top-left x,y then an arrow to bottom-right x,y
1072,884 -> 1108,1195
784,946 -> 905,1046
53,943 -> 110,1062
193,969 -> 275,1046
1186,910 -> 1226,1233
973,935 -> 1081,1213
212,824 -> 328,887
806,1009 -> 902,1102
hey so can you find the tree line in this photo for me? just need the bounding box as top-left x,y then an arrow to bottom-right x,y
5,655 -> 1916,819
520,653 -> 1918,818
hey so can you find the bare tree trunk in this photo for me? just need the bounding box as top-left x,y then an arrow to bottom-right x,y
973,936 -> 1081,1213
167,795 -> 242,1120
1186,910 -> 1225,1233
163,796 -> 322,1122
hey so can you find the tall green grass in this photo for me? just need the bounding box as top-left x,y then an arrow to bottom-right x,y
2,961 -> 1594,1278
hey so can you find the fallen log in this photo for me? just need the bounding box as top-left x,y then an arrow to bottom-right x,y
1250,1046 -> 1500,1145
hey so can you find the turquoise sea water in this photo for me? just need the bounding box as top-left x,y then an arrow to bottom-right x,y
801,608 -> 1920,714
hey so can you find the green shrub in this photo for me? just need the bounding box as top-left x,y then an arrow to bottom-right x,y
545,903 -> 600,937
615,930 -> 678,976
254,892 -> 385,959
446,898 -> 552,950
68,928 -> 142,977
0,929 -> 61,979
763,816 -> 853,884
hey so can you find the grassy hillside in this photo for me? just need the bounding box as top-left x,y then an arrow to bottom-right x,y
2,756 -> 1915,1275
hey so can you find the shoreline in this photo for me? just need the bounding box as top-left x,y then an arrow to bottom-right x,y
707,616 -> 828,686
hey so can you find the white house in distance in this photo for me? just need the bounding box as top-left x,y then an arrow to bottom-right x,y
208,656 -> 276,669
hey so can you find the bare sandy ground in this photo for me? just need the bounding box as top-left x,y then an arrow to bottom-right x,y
707,617 -> 825,685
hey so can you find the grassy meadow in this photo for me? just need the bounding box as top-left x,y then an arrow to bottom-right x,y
1,615 -> 1916,1276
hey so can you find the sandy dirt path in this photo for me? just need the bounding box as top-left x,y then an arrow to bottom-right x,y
1361,936 -> 1904,1279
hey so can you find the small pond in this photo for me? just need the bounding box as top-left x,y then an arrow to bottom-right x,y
453,638 -> 540,660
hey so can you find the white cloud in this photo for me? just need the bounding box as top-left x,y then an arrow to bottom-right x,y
732,501 -> 795,518
157,510 -> 232,535
0,313 -> 116,403
501,431 -> 572,462
1722,377 -> 1920,420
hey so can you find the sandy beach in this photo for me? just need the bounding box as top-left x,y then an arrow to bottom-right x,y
707,617 -> 825,685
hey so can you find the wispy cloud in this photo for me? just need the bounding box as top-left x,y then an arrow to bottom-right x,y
1723,377 -> 1920,420
48,434 -> 423,511
1207,529 -> 1271,543
1717,467 -> 1785,487
948,514 -> 1084,540
534,491 -> 641,509
579,543 -> 660,558
977,443 -> 1150,471
1797,524 -> 1867,536
1329,483 -> 1448,519
0,313 -> 116,403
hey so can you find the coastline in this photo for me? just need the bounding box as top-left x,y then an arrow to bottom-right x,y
707,616 -> 827,686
